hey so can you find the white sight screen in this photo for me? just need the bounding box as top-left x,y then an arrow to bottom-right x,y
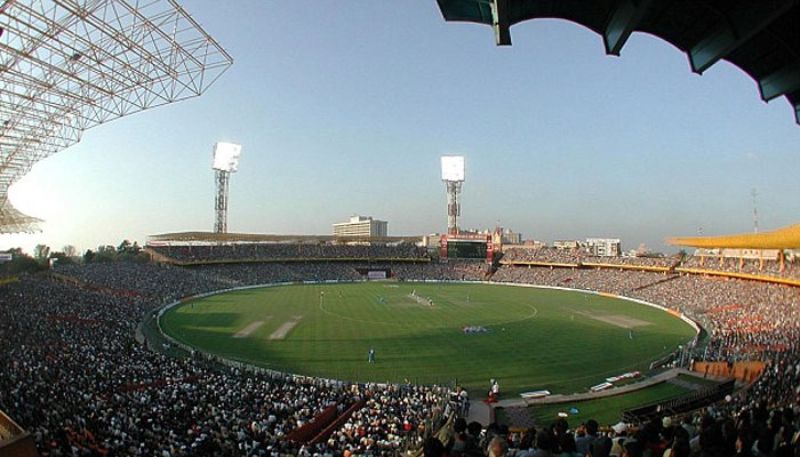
440,155 -> 465,181
212,142 -> 242,172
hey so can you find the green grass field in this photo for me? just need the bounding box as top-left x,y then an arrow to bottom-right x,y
499,381 -> 693,427
161,282 -> 696,396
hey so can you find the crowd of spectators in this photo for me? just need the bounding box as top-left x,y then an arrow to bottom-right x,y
628,274 -> 800,412
492,266 -> 673,295
148,243 -> 428,263
500,248 -> 582,266
681,255 -> 800,281
500,248 -> 676,269
54,259 -> 489,293
191,262 -> 364,285
55,261 -> 234,300
426,402 -> 800,456
0,264 -> 448,456
492,263 -> 800,429
389,261 -> 489,282
580,255 -> 678,269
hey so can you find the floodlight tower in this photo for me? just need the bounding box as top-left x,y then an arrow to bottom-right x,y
212,142 -> 242,233
441,156 -> 465,235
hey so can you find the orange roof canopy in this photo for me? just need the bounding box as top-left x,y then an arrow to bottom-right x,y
668,224 -> 800,249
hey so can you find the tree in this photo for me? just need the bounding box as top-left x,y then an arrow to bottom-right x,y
62,245 -> 78,258
33,244 -> 50,260
117,239 -> 132,255
50,251 -> 75,265
95,245 -> 117,262
83,249 -> 96,263
114,239 -> 147,262
1,249 -> 44,275
6,247 -> 25,258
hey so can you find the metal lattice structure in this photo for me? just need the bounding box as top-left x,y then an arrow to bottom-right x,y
214,169 -> 229,234
0,0 -> 233,233
444,180 -> 462,235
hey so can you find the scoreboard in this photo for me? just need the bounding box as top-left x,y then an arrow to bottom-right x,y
439,234 -> 494,263
446,241 -> 487,259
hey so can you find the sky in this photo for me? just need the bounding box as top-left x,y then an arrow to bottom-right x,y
3,1 -> 799,255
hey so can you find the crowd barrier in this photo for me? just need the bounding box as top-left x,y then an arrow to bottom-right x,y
692,361 -> 766,383
622,380 -> 736,423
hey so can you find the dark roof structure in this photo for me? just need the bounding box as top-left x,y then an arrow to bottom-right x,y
436,0 -> 800,125
147,231 -> 424,244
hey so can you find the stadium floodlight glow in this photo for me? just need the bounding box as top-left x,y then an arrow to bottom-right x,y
441,155 -> 465,181
213,142 -> 242,172
0,0 -> 233,233
441,155 -> 465,236
213,142 -> 242,234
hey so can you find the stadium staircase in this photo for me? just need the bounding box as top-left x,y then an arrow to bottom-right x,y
49,272 -> 145,297
0,409 -> 37,457
286,398 -> 367,445
309,399 -> 367,445
629,274 -> 680,292
0,421 -> 12,440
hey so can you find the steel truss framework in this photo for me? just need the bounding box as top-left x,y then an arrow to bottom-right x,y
214,169 -> 229,234
444,180 -> 462,235
0,0 -> 232,233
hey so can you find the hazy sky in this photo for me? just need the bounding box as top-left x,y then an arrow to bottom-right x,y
3,1 -> 799,255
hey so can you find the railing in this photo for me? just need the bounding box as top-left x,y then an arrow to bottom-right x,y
0,409 -> 37,457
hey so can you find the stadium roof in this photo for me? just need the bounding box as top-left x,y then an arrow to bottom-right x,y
668,223 -> 800,249
0,198 -> 41,234
0,0 -> 233,233
436,0 -> 800,125
148,231 -> 424,244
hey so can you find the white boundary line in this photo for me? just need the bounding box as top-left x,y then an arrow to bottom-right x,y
154,279 -> 701,383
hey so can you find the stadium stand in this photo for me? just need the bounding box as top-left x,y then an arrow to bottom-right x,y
145,243 -> 429,265
670,224 -> 800,286
679,255 -> 800,282
500,246 -> 679,272
0,251 -> 797,455
0,268 -> 449,456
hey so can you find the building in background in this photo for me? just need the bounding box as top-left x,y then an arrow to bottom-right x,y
333,216 -> 388,238
500,228 -> 522,245
522,239 -> 546,249
585,238 -> 622,257
553,240 -> 581,250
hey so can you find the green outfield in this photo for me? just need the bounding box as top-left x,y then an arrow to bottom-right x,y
160,282 -> 696,396
498,381 -> 695,427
